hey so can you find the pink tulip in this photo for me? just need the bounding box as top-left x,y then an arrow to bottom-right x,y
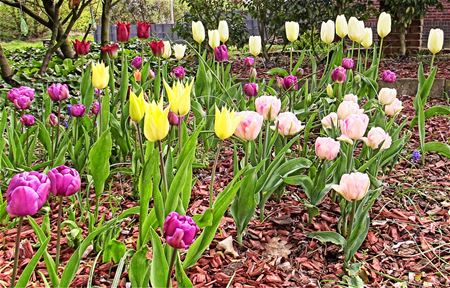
48,165 -> 81,197
244,57 -> 255,67
337,100 -> 364,120
172,66 -> 186,79
164,212 -> 199,249
255,96 -> 281,121
315,137 -> 340,160
14,96 -> 32,110
381,70 -> 396,83
48,113 -> 59,126
342,58 -> 355,70
275,112 -> 304,136
168,111 -> 180,126
362,127 -> 392,150
48,83 -> 70,102
234,111 -> 263,141
91,101 -> 100,115
384,98 -> 403,116
321,112 -> 338,129
331,66 -> 346,83
243,83 -> 258,97
343,94 -> 358,103
20,114 -> 35,127
339,113 -> 369,142
332,172 -> 370,201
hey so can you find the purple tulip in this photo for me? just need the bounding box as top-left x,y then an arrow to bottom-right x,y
70,104 -> 86,117
342,58 -> 354,70
48,165 -> 81,197
14,96 -> 32,110
172,66 -> 186,79
6,171 -> 51,217
20,114 -> 35,127
164,211 -> 199,249
48,113 -> 59,127
381,70 -> 397,83
91,101 -> 100,115
282,75 -> 299,90
131,56 -> 143,70
168,111 -> 180,126
243,83 -> 258,97
214,44 -> 228,62
149,69 -> 156,80
332,66 -> 347,83
95,88 -> 103,97
7,86 -> 35,102
48,83 -> 70,102
244,57 -> 255,67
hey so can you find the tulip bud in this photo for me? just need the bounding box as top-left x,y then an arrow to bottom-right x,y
296,68 -> 304,77
244,57 -> 255,67
281,75 -> 298,90
48,165 -> 81,197
168,111 -> 180,126
427,28 -> 444,55
378,88 -> 397,105
91,101 -> 100,115
384,98 -> 403,116
321,112 -> 338,129
326,84 -> 334,97
285,21 -> 299,42
71,104 -> 86,117
218,20 -> 229,43
342,58 -> 354,70
48,113 -> 59,126
337,100 -> 364,119
192,21 -> 206,44
275,112 -> 304,136
336,15 -> 348,38
164,212 -> 199,249
20,114 -> 35,127
249,36 -> 262,56
249,68 -> 257,80
315,137 -> 340,161
234,111 -> 264,141
134,70 -> 142,82
321,20 -> 335,44
354,74 -> 361,83
162,41 -> 172,59
361,27 -> 373,48
171,66 -> 186,79
255,96 -> 281,121
377,12 -> 391,39
130,91 -> 147,122
331,66 -> 346,83
332,172 -> 370,202
173,44 -> 187,60
149,69 -> 156,80
131,56 -> 143,70
243,83 -> 258,97
208,30 -> 220,49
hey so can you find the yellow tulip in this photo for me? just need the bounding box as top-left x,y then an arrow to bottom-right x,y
144,99 -> 170,142
192,21 -> 205,44
214,105 -> 242,140
321,20 -> 335,44
361,27 -> 373,48
91,62 -> 109,90
208,30 -> 220,49
336,15 -> 348,38
173,44 -> 187,60
162,41 -> 171,59
163,79 -> 193,116
285,21 -> 299,42
249,36 -> 262,56
348,17 -> 364,43
427,28 -> 444,55
218,20 -> 229,43
326,84 -> 334,98
129,91 -> 147,122
377,12 -> 391,39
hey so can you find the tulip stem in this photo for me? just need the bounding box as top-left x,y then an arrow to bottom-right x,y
178,118 -> 183,154
25,129 -> 29,165
55,195 -> 63,268
10,216 -> 23,288
54,102 -> 62,159
430,54 -> 435,70
347,200 -> 358,238
135,122 -> 145,163
289,45 -> 293,73
158,140 -> 168,199
364,48 -> 369,70
376,38 -> 384,81
209,141 -> 222,207
243,141 -> 251,168
166,249 -> 177,288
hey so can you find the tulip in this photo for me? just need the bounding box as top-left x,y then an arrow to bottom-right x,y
381,70 -> 397,83
343,94 -> 358,104
285,21 -> 299,42
218,20 -> 229,43
378,88 -> 397,105
7,86 -> 35,103
48,113 -> 58,126
91,101 -> 100,115
149,69 -> 156,80
20,114 -> 35,127
234,111 -> 264,141
168,111 -> 180,126
164,211 -> 199,249
144,99 -> 170,142
255,96 -> 281,121
338,113 -> 369,142
321,20 -> 335,44
116,21 -> 131,42
321,112 -> 338,129
70,104 -> 86,117
172,66 -> 186,79
208,30 -> 220,49
134,70 -> 142,82
129,91 -> 147,122
131,56 -> 143,70
377,12 -> 391,39
281,75 -> 298,90
336,15 -> 348,38
362,127 -> 392,150
48,165 -> 81,197
348,17 -> 364,43
243,83 -> 258,97
315,137 -> 340,161
331,66 -> 347,83
92,62 -> 109,90
14,96 -> 32,110
173,44 -> 187,60
214,44 -> 228,62
249,68 -> 257,79
101,43 -> 119,59
342,58 -> 354,70
427,28 -> 444,55
296,68 -> 304,77
332,172 -> 370,202
384,98 -> 403,116
214,105 -> 242,140
163,79 -> 194,117
162,41 -> 172,59
244,56 -> 255,67
326,84 -> 334,97
48,83 -> 70,102
249,36 -> 262,56
137,21 -> 151,39
148,40 -> 165,57
361,28 -> 373,48
192,21 -> 205,44
275,112 -> 304,136
6,171 -> 50,217
73,39 -> 90,55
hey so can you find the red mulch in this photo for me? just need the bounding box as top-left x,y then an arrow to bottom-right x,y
0,95 -> 449,288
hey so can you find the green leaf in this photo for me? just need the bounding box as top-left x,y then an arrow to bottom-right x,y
103,239 -> 126,264
129,248 -> 150,288
423,141 -> 450,158
149,227 -> 169,288
308,231 -> 346,246
410,105 -> 450,127
88,129 -> 112,198
266,67 -> 289,77
16,238 -> 49,287
193,208 -> 213,228
175,252 -> 193,288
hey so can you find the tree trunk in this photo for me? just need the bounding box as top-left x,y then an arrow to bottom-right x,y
59,33 -> 75,58
101,0 -> 112,46
399,27 -> 406,56
0,44 -> 18,86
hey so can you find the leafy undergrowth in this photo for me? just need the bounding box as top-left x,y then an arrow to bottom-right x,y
0,95 -> 448,287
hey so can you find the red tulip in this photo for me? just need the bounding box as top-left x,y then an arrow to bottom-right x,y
148,40 -> 164,57
116,21 -> 131,42
101,43 -> 120,59
137,21 -> 151,39
73,39 -> 90,55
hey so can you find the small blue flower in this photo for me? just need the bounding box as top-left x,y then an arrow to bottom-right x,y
412,150 -> 421,163
62,120 -> 69,129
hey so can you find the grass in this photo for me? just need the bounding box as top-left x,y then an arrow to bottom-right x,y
1,35 -> 94,51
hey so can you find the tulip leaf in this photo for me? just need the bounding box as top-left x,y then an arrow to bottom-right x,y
88,129 -> 112,198
149,227 -> 169,288
175,252 -> 193,288
103,239 -> 126,264
16,237 -> 49,288
129,247 -> 150,288
423,141 -> 450,158
193,208 -> 213,228
308,231 -> 346,246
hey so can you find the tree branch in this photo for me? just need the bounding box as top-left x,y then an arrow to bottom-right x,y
0,0 -> 50,27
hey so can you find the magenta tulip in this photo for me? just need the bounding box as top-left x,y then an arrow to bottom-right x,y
164,212 -> 199,249
48,83 -> 70,102
282,75 -> 298,90
243,83 -> 258,97
70,104 -> 86,117
172,66 -> 186,79
91,101 -> 100,115
342,58 -> 354,70
20,114 -> 35,127
244,56 -> 255,67
131,56 -> 143,70
48,113 -> 59,126
381,70 -> 397,83
48,165 -> 81,197
214,44 -> 228,62
168,111 -> 180,126
332,66 -> 347,83
7,86 -> 35,103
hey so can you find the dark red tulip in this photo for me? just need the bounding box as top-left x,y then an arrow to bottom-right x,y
116,21 -> 131,42
73,39 -> 90,55
137,21 -> 151,39
148,40 -> 164,57
101,43 -> 120,59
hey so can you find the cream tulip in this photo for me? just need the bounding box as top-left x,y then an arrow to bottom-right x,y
377,12 -> 391,39
321,112 -> 338,129
208,30 -> 220,49
348,17 -> 364,43
384,98 -> 403,116
337,100 -> 364,120
321,20 -> 335,44
336,15 -> 348,38
249,36 -> 262,57
285,21 -> 299,42
361,27 -> 373,48
427,28 -> 444,55
192,21 -> 205,44
172,44 -> 187,60
378,88 -> 397,105
218,20 -> 229,43
162,41 -> 171,59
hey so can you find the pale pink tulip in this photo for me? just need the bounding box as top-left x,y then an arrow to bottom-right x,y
315,137 -> 341,160
332,172 -> 371,201
362,127 -> 392,150
343,94 -> 358,103
337,100 -> 364,120
234,111 -> 264,141
275,112 -> 304,136
338,113 -> 369,143
384,98 -> 403,116
255,96 -> 281,121
321,112 -> 338,129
